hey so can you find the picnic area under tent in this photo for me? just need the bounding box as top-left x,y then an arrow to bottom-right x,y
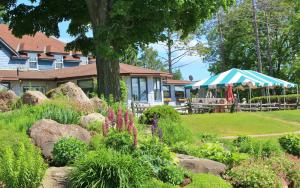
185,68 -> 299,113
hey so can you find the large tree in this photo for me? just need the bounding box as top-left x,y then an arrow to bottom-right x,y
1,0 -> 232,101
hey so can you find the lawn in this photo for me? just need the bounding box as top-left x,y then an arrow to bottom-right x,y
182,110 -> 300,138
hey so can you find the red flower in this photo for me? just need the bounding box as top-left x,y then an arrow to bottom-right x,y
103,117 -> 109,137
117,106 -> 123,131
124,110 -> 129,130
133,126 -> 138,148
128,112 -> 134,134
108,107 -> 115,127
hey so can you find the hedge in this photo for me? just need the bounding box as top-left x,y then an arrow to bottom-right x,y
250,94 -> 300,103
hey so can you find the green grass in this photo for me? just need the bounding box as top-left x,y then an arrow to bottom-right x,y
182,110 -> 300,138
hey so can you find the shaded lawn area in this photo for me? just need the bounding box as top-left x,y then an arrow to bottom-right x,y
182,110 -> 300,138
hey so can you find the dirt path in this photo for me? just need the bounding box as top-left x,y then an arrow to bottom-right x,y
222,131 -> 300,139
251,113 -> 300,127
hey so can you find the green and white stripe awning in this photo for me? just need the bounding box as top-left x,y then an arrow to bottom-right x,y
187,68 -> 297,89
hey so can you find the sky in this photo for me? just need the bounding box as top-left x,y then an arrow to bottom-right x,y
18,0 -> 211,81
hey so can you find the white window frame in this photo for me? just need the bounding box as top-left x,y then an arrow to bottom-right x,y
55,55 -> 64,69
28,53 -> 38,70
80,57 -> 89,65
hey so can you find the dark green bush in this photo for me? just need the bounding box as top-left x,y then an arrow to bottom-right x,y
0,142 -> 47,188
158,119 -> 193,146
104,130 -> 134,154
227,161 -> 281,188
186,173 -> 232,188
69,149 -> 151,188
139,105 -> 180,124
53,137 -> 88,166
233,135 -> 251,147
239,139 -> 282,158
279,134 -> 300,156
158,165 -> 185,185
250,94 -> 300,103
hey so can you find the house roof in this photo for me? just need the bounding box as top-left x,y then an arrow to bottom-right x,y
163,79 -> 192,85
0,63 -> 172,81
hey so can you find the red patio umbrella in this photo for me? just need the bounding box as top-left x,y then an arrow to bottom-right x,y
226,84 -> 234,103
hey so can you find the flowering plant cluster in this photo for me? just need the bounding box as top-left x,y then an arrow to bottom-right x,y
151,114 -> 163,141
102,106 -> 138,148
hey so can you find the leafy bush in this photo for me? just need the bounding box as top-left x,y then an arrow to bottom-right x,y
233,135 -> 251,147
134,138 -> 174,175
53,137 -> 88,166
250,94 -> 300,103
0,130 -> 31,155
186,174 -> 232,188
69,149 -> 151,188
279,134 -> 300,156
86,121 -> 103,133
239,139 -> 282,158
158,119 -> 192,146
227,161 -> 281,188
158,165 -> 185,185
139,105 -> 180,124
142,178 -> 177,188
104,130 -> 134,154
196,133 -> 220,143
0,143 -> 47,188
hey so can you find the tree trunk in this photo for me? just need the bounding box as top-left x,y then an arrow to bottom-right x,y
167,30 -> 172,74
85,0 -> 120,101
251,0 -> 263,73
265,13 -> 273,76
217,9 -> 226,72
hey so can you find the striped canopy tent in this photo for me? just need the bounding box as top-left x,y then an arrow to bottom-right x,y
186,68 -> 297,89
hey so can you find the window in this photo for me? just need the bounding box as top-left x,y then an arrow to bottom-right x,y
23,86 -> 45,93
77,79 -> 94,96
153,78 -> 162,101
131,77 -> 148,102
175,86 -> 185,99
55,56 -> 63,69
80,57 -> 89,65
0,82 -> 10,90
28,53 -> 38,70
163,85 -> 171,98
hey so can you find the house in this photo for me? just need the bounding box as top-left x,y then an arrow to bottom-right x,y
0,24 -> 172,106
163,79 -> 192,105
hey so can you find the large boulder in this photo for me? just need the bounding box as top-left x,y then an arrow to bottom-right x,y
39,167 -> 72,188
29,119 -> 91,160
176,154 -> 226,176
46,82 -> 93,111
90,97 -> 107,111
22,91 -> 48,105
80,113 -> 105,128
0,90 -> 18,112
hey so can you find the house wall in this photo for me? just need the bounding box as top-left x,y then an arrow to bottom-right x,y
38,60 -> 54,70
64,61 -> 80,68
0,43 -> 26,69
9,80 -> 56,96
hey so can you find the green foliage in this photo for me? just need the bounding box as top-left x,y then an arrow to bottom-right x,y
196,132 -> 220,143
0,130 -> 31,155
142,178 -> 177,188
233,136 -> 251,147
158,165 -> 185,185
134,138 -> 174,175
227,161 -> 281,188
250,94 -> 300,103
120,79 -> 128,103
158,119 -> 193,146
69,149 -> 151,188
53,137 -> 88,166
104,131 -> 134,154
279,134 -> 300,156
0,143 -> 47,188
86,121 -> 103,133
186,174 -> 232,188
138,46 -> 166,71
238,139 -> 282,158
139,105 -> 180,124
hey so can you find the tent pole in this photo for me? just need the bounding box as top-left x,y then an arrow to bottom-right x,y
283,87 -> 286,110
250,86 -> 252,111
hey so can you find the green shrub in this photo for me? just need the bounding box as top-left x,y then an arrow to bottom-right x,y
239,139 -> 282,158
86,121 -> 103,133
53,137 -> 88,166
0,130 -> 31,155
227,161 -> 281,188
186,174 -> 232,188
134,138 -> 174,175
158,119 -> 192,146
196,133 -> 220,143
158,165 -> 185,185
142,178 -> 177,188
0,143 -> 47,188
104,130 -> 134,154
279,134 -> 300,156
233,136 -> 251,147
139,105 -> 180,124
250,94 -> 300,103
69,149 -> 151,188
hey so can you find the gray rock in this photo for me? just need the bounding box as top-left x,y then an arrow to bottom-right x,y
80,113 -> 105,128
22,90 -> 48,105
0,90 -> 18,112
39,167 -> 72,188
176,154 -> 227,176
29,119 -> 91,160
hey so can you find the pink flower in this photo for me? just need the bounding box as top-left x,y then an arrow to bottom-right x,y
133,126 -> 138,148
108,107 -> 115,127
103,117 -> 109,137
117,106 -> 123,131
124,110 -> 129,130
128,112 -> 134,134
